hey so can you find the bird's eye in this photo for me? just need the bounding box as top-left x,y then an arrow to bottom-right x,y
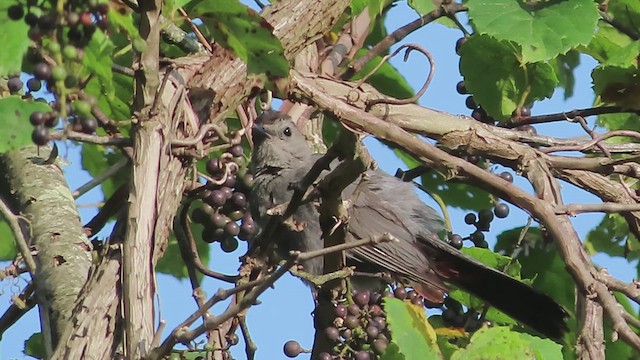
283,127 -> 292,137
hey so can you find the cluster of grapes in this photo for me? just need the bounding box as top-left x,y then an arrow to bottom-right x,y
440,297 -> 489,333
455,81 -> 495,125
447,175 -> 512,250
191,145 -> 255,253
284,287 -> 429,360
6,0 -> 112,146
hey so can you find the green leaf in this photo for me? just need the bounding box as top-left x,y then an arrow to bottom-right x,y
451,326 -> 562,360
0,3 -> 30,77
351,49 -> 414,99
0,97 -> 51,153
466,0 -> 599,63
187,0 -> 289,78
597,112 -> 640,132
24,332 -> 44,359
579,22 -> 634,64
495,227 -> 575,316
156,205 -> 210,280
459,35 -> 558,121
383,297 -> 441,359
407,0 -> 456,27
0,220 -> 17,260
394,149 -> 492,211
585,214 -> 640,260
607,0 -> 640,36
351,0 -> 369,15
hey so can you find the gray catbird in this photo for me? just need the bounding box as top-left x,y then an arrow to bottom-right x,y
249,110 -> 567,339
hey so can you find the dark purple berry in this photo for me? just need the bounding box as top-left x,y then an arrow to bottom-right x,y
208,190 -> 226,207
97,3 -> 110,15
334,304 -> 347,318
31,126 -> 49,145
324,326 -> 340,342
470,231 -> 485,245
317,353 -> 332,360
365,326 -> 379,339
344,315 -> 359,329
371,316 -> 386,329
354,351 -> 371,360
478,209 -> 494,224
471,107 -> 488,122
211,213 -> 230,228
34,62 -> 51,80
44,112 -> 59,128
30,111 -> 45,126
227,333 -> 239,346
8,5 -> 24,20
456,80 -> 467,95
24,12 -> 38,26
354,290 -> 370,307
81,117 -> 98,134
369,304 -> 383,316
407,290 -> 418,301
241,174 -> 254,189
223,173 -> 236,188
465,96 -> 477,109
191,207 -> 207,224
520,106 -> 531,117
449,234 -> 463,249
220,237 -> 238,252
224,222 -> 240,236
206,158 -> 222,175
231,192 -> 247,208
373,339 -> 388,354
219,186 -> 233,199
500,171 -> 514,183
412,296 -> 424,307
27,78 -> 41,92
283,340 -> 301,358
347,304 -> 360,316
8,77 -> 22,93
494,203 -> 510,218
341,328 -> 352,339
394,287 -> 407,300
38,14 -> 56,31
229,145 -> 243,157
239,221 -> 256,238
464,213 -> 476,225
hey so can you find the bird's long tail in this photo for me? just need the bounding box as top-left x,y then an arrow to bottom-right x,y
425,241 -> 569,339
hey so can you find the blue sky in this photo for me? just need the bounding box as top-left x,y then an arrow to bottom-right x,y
1,2 -> 637,359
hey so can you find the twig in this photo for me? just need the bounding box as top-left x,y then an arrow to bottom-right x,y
170,123 -> 230,147
73,158 -> 129,199
557,202 -> 640,215
542,129 -> 640,154
298,233 -> 398,262
0,197 -> 36,273
0,282 -> 35,337
343,2 -> 466,78
83,184 -> 129,238
596,270 -> 640,304
49,130 -> 132,146
178,8 -> 213,53
363,44 -> 435,108
111,63 -> 135,77
238,316 -> 257,360
504,105 -> 634,128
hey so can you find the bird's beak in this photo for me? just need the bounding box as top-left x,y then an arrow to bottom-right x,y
252,124 -> 270,142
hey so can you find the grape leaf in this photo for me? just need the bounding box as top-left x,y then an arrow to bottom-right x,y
407,0 -> 456,27
585,213 -> 640,260
0,97 -> 51,153
187,0 -> 289,78
24,332 -> 45,359
579,23 -> 635,64
383,297 -> 441,360
0,3 -> 30,77
592,65 -> 640,110
451,326 -> 562,360
466,0 -> 599,63
553,50 -> 580,99
459,35 -> 558,121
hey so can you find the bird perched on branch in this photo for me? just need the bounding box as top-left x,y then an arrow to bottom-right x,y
249,110 -> 568,339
